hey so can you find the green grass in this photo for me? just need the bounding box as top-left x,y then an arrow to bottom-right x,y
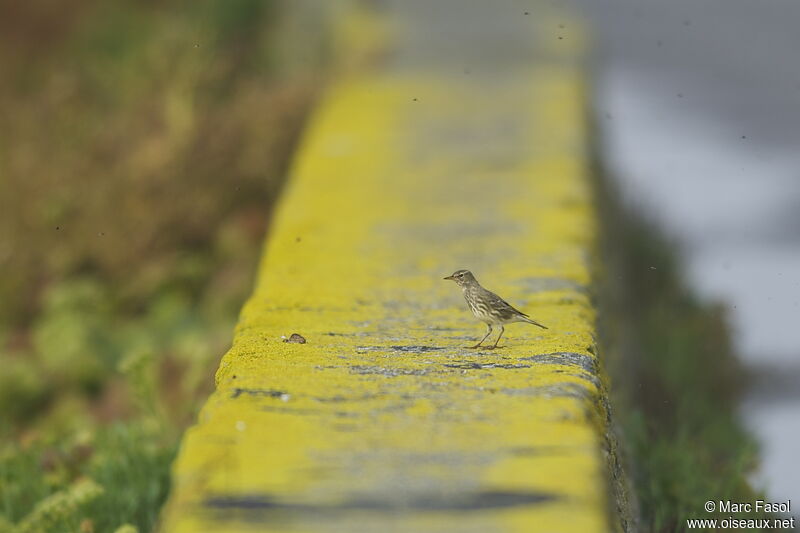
0,0 -> 326,531
594,164 -> 769,531
84,423 -> 176,532
1,425 -> 170,532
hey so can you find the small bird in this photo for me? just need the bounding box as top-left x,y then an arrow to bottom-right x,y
444,269 -> 547,349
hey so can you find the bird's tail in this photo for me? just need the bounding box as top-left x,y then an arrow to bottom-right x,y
522,316 -> 548,329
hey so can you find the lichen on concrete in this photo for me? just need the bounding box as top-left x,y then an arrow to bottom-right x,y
161,3 -> 617,532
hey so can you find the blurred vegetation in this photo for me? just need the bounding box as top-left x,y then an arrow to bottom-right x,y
0,0 -> 328,530
595,164 -> 770,531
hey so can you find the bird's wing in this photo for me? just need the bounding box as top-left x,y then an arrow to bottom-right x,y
486,290 -> 528,317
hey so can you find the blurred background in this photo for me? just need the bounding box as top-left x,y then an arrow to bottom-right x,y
0,1 -> 329,531
0,0 -> 797,531
564,0 -> 800,506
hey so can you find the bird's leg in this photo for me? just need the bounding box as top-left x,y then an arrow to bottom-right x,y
469,324 -> 492,349
489,325 -> 505,349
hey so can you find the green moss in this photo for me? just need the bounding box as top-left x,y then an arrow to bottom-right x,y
594,161 -> 767,531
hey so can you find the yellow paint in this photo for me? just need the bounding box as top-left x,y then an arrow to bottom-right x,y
161,7 -> 612,533
329,1 -> 393,72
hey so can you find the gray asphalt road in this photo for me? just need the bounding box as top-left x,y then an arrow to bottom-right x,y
568,0 -> 800,149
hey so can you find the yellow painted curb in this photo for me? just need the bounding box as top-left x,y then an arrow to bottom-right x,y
161,6 -> 613,533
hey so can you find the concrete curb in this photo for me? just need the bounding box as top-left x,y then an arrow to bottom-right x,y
161,4 -> 621,532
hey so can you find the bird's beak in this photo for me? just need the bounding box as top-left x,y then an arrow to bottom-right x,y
443,275 -> 454,281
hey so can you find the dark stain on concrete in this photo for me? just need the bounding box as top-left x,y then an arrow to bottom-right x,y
390,345 -> 447,353
204,489 -> 559,516
500,382 -> 593,400
350,365 -> 433,377
521,352 -> 597,374
230,388 -> 287,399
443,362 -> 532,370
356,345 -> 447,354
313,393 -> 384,403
